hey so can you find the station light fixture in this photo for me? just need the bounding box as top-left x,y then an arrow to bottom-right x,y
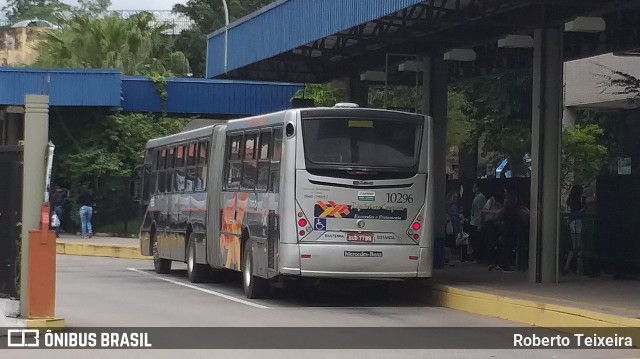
398,60 -> 423,72
359,71 -> 387,82
498,35 -> 534,48
443,49 -> 476,62
565,17 -> 606,33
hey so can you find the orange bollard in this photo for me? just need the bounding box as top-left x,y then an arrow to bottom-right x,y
26,203 -> 57,319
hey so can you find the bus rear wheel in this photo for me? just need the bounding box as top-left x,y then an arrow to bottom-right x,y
187,232 -> 209,283
153,237 -> 171,274
242,244 -> 269,299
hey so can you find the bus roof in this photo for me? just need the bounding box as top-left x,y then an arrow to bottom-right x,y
225,107 -> 425,132
145,124 -> 224,149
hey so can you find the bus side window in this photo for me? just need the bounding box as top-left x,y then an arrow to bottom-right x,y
167,146 -> 176,193
256,129 -> 271,192
225,135 -> 243,190
158,148 -> 167,193
174,144 -> 186,193
150,149 -> 159,195
196,140 -> 209,191
241,132 -> 258,190
269,127 -> 283,193
185,142 -> 197,192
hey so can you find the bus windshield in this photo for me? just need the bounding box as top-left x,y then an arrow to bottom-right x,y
302,117 -> 422,170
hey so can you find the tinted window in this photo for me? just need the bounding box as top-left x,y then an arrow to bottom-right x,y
159,149 -> 167,169
272,127 -> 283,162
185,168 -> 196,192
244,133 -> 257,160
167,147 -> 175,169
187,143 -> 197,166
302,118 -> 422,168
259,130 -> 271,160
198,141 -> 208,166
229,136 -> 242,160
174,168 -> 185,192
256,162 -> 270,191
176,145 -> 186,168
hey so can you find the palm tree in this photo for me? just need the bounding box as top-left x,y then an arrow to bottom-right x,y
34,12 -> 190,76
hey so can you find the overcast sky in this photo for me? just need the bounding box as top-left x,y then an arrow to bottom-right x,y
0,0 -> 188,11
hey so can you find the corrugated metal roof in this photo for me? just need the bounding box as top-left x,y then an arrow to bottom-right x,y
0,67 -> 121,106
206,0 -> 426,78
121,76 -> 302,115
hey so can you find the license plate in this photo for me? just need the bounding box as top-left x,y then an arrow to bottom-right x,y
347,232 -> 374,242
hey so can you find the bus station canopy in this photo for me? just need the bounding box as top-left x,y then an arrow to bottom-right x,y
206,0 -> 640,83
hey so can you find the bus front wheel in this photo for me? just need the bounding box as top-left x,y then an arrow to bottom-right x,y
242,244 -> 269,299
153,236 -> 171,274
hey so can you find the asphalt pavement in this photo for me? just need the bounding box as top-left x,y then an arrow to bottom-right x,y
2,255 -> 638,359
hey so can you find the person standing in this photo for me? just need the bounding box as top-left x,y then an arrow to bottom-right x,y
481,183 -> 504,271
50,184 -> 68,237
77,187 -> 94,239
483,187 -> 520,272
564,184 -> 584,274
469,182 -> 487,263
445,191 -> 463,265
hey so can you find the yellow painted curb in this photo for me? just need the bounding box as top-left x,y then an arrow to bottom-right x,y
427,283 -> 640,329
56,242 -> 151,260
26,318 -> 65,330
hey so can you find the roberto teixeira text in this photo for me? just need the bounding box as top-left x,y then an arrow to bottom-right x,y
514,333 -> 634,348
7,330 -> 152,348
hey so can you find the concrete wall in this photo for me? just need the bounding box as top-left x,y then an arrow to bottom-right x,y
0,27 -> 44,66
565,53 -> 640,109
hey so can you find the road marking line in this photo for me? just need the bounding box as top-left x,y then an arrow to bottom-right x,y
127,268 -> 270,309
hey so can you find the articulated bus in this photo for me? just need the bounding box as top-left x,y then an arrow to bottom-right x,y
137,104 -> 432,298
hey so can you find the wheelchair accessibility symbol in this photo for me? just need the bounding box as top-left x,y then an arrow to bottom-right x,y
314,218 -> 326,231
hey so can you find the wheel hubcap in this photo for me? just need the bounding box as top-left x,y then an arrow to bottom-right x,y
244,255 -> 251,287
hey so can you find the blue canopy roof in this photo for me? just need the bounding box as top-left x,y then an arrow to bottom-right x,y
206,0 -> 425,79
0,68 -> 302,116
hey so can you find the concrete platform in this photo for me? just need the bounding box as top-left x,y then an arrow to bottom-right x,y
54,234 -> 640,329
56,234 -> 148,260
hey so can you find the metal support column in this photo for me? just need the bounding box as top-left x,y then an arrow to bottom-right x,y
20,95 -> 49,314
421,56 -> 449,269
345,75 -> 369,107
529,28 -> 563,283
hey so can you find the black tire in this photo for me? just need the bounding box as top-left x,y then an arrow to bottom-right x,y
152,234 -> 171,274
187,232 -> 209,283
242,243 -> 269,299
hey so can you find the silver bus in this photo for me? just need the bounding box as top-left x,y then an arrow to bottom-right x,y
137,104 -> 432,298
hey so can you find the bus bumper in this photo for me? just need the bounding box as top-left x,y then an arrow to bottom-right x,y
279,243 -> 431,279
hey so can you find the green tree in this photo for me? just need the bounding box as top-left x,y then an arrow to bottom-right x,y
561,124 -> 608,197
457,70 -> 533,174
172,0 -> 274,77
52,111 -> 186,184
75,0 -> 111,17
34,13 -> 190,76
292,83 -> 345,107
447,90 -> 472,148
2,0 -> 70,23
51,110 -> 189,232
